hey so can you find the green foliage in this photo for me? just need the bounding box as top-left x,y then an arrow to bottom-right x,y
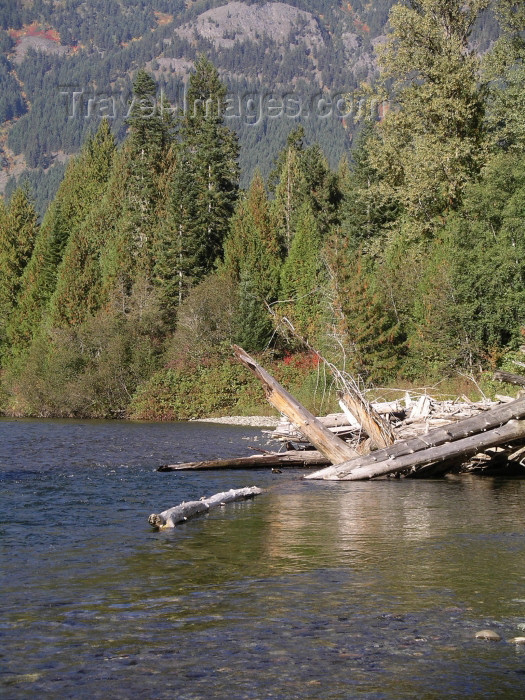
326,241 -> 406,382
223,171 -> 281,350
369,0 -> 488,227
2,279 -> 164,418
279,203 -> 328,343
483,0 -> 525,152
0,186 -> 38,358
164,272 -> 238,366
444,151 -> 525,360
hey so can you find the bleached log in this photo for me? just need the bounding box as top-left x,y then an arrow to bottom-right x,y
340,392 -> 396,448
148,486 -> 263,529
158,450 -> 331,471
408,395 -> 432,421
493,370 -> 525,387
322,420 -> 525,481
306,395 -> 525,480
233,345 -> 357,464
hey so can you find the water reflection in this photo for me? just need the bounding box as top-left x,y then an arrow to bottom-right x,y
2,419 -> 525,699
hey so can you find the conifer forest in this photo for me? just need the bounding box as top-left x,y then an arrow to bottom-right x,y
0,0 -> 524,419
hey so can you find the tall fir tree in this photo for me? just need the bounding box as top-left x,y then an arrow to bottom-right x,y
6,122 -> 116,356
103,70 -> 174,294
0,185 -> 38,358
223,170 -> 282,350
174,58 -> 238,282
279,203 -> 327,343
48,119 -> 116,327
271,127 -> 342,252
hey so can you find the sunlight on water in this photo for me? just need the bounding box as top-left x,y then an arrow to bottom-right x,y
1,418 -> 525,699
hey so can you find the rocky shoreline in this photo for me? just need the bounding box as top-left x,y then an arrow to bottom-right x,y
191,415 -> 280,427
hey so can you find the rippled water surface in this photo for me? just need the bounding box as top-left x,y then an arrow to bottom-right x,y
1,418 -> 525,699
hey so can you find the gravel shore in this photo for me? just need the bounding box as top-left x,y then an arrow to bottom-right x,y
191,415 -> 280,427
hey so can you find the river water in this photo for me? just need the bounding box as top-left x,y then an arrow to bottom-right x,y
1,418 -> 525,699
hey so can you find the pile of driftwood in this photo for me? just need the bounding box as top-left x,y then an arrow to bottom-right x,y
158,346 -> 525,480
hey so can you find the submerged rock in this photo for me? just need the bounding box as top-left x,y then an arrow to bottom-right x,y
508,637 -> 525,645
475,629 -> 502,641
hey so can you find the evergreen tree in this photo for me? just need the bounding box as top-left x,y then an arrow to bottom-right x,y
0,186 -> 38,357
483,0 -> 525,152
175,56 -> 239,285
279,203 -> 327,342
369,0 -> 489,228
445,151 -> 525,359
154,147 -> 200,321
340,123 -> 398,253
223,171 -> 282,350
48,119 -> 116,327
114,69 -> 173,285
271,127 -> 342,252
6,123 -> 116,355
325,236 -> 405,382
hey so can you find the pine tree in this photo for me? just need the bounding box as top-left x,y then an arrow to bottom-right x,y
326,245 -> 405,382
48,119 -> 116,327
223,171 -> 282,350
154,148 -> 200,321
6,122 -> 116,354
178,56 -> 239,281
279,203 -> 327,342
271,127 -> 342,252
108,70 -> 174,289
340,123 -> 399,253
369,0 -> 489,228
0,186 -> 38,357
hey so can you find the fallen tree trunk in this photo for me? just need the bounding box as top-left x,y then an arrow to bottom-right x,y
309,420 -> 525,481
493,370 -> 525,387
158,450 -> 331,471
306,395 -> 525,480
148,486 -> 263,529
233,345 -> 357,464
339,391 -> 396,449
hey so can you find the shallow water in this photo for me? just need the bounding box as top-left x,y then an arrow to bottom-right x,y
1,418 -> 525,698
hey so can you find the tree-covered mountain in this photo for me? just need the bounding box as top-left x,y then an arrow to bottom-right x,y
1,0 -> 522,420
1,0 -> 500,207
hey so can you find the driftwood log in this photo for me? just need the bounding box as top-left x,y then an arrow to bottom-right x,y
148,486 -> 263,529
319,420 -> 525,481
493,370 -> 525,387
339,391 -> 396,449
158,450 -> 331,471
306,395 -> 525,480
233,345 -> 357,463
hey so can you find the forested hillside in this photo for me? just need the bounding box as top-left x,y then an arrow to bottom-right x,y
0,0 -> 523,420
0,0 -> 500,209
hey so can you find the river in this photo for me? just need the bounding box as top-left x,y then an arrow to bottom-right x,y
1,418 -> 525,698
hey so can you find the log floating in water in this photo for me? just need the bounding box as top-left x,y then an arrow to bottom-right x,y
148,486 -> 263,529
233,345 -> 357,464
306,395 -> 525,480
158,449 -> 331,471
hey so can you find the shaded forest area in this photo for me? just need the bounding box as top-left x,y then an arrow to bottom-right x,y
0,0 -> 524,420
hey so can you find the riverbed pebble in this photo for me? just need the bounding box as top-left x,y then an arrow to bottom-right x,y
508,637 -> 525,645
475,630 -> 502,641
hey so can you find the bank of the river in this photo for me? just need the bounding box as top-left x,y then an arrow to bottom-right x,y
192,415 -> 280,427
